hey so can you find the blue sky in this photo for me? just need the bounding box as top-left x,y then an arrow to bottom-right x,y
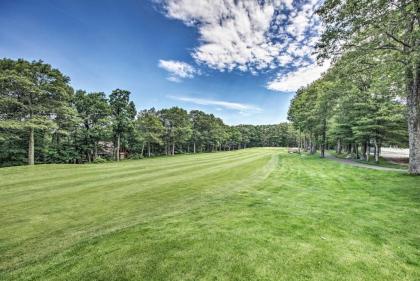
0,0 -> 327,125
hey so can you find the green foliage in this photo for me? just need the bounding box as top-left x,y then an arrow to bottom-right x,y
159,107 -> 192,154
127,153 -> 144,160
92,156 -> 107,164
0,59 -> 298,167
109,89 -> 136,136
288,44 -> 408,159
108,89 -> 136,160
74,90 -> 111,162
316,0 -> 419,173
0,59 -> 75,165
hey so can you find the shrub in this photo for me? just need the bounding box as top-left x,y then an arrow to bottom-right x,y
93,157 -> 107,164
128,154 -> 144,160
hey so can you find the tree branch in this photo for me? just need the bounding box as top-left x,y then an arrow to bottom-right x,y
385,31 -> 412,49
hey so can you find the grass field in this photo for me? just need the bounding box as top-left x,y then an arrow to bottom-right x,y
1,148 -> 419,281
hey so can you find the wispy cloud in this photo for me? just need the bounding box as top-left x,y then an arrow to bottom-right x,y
167,95 -> 261,112
158,59 -> 197,82
266,60 -> 330,92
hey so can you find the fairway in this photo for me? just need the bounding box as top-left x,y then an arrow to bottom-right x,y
1,148 -> 419,280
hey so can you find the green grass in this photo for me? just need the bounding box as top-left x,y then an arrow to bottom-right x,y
1,148 -> 419,281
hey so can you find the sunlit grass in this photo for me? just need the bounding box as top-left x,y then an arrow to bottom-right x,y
1,148 -> 419,280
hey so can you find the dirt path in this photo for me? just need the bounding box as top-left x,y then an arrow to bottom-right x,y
324,153 -> 406,172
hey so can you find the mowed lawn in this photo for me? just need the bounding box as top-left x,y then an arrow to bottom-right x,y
1,148 -> 419,281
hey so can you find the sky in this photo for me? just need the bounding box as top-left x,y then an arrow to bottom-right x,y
0,0 -> 327,125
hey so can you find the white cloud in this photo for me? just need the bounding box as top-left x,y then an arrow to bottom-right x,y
283,0 -> 294,9
266,60 -> 330,92
286,1 -> 317,41
159,0 -> 328,92
158,59 -> 197,82
168,95 -> 261,112
161,0 -> 321,73
166,76 -> 182,83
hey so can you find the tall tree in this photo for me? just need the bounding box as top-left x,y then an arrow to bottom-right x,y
0,59 -> 74,165
236,125 -> 252,149
137,108 -> 164,157
159,107 -> 191,155
74,90 -> 110,162
109,89 -> 136,161
317,0 -> 420,174
189,110 -> 206,153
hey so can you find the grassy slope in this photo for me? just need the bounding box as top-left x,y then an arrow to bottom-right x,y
0,148 -> 419,281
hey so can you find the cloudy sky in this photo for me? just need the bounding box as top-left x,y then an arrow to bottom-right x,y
0,0 -> 327,125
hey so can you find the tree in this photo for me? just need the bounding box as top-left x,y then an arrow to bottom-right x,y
288,50 -> 408,163
0,59 -> 74,165
208,117 -> 227,152
159,107 -> 191,155
137,108 -> 164,157
109,89 -> 136,161
228,127 -> 242,150
288,85 -> 321,154
189,110 -> 207,153
0,58 -> 309,166
74,90 -> 110,162
317,0 -> 420,174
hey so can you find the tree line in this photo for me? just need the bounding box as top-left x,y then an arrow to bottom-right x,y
288,0 -> 418,174
288,55 -> 407,161
0,59 -> 298,167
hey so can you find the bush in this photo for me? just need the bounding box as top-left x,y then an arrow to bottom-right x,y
93,157 -> 107,164
128,154 -> 144,160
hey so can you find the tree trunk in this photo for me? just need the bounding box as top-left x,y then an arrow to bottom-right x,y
116,134 -> 120,161
320,120 -> 326,158
355,143 -> 359,159
364,141 -> 369,161
366,142 -> 370,162
298,130 -> 302,153
94,142 -> 98,160
172,143 -> 175,156
140,142 -> 144,157
310,135 -> 317,154
374,139 -> 379,163
308,138 -> 312,153
193,142 -> 196,153
339,139 -> 343,154
360,142 -> 366,161
310,142 -> 315,154
336,139 -> 340,154
407,62 -> 420,174
309,138 -> 313,154
28,127 -> 34,165
148,142 -> 151,157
